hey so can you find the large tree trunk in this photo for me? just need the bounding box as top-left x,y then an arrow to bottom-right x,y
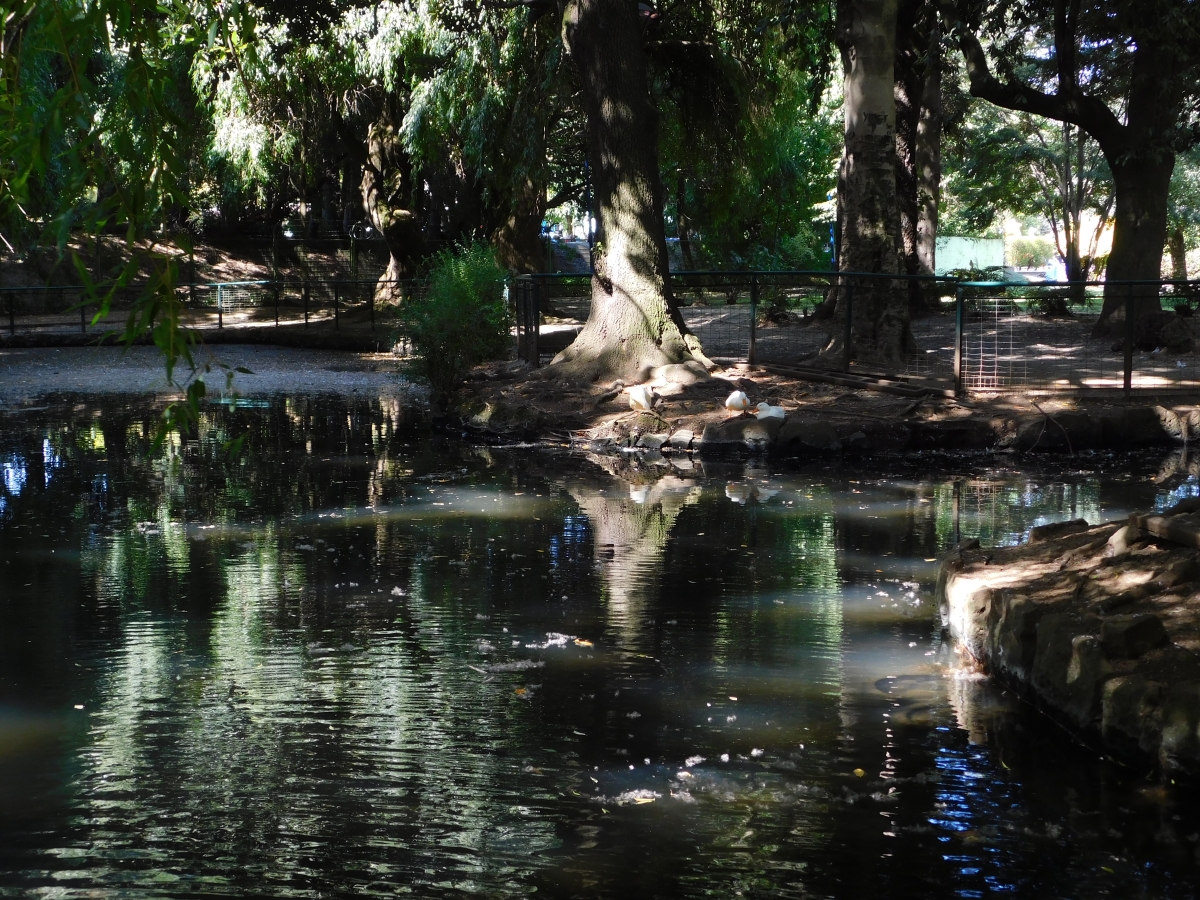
1095,153 -> 1175,326
895,0 -> 940,315
825,0 -> 914,368
360,98 -> 424,304
548,0 -> 707,384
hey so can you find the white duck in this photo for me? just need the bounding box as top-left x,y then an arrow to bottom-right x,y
724,390 -> 751,417
754,402 -> 786,420
628,384 -> 656,412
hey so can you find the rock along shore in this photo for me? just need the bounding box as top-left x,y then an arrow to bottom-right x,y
937,508 -> 1200,780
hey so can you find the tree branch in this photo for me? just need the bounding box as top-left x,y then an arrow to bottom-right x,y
935,0 -> 1125,147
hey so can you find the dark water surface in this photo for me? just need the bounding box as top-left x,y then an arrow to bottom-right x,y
2,396 -> 1200,899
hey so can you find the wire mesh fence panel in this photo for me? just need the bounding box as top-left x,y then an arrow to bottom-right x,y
961,289 -> 1124,393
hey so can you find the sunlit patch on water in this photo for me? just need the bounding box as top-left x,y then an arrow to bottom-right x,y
1,398 -> 1199,896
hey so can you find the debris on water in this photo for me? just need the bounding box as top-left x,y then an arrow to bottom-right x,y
626,711 -> 641,719
574,638 -> 593,647
476,640 -> 495,654
514,688 -> 527,697
685,755 -> 705,768
726,715 -> 737,723
526,632 -> 572,649
486,660 -> 544,673
390,586 -> 405,596
854,768 -> 866,777
296,544 -> 314,551
729,696 -> 737,701
605,789 -> 661,806
475,613 -> 490,620
750,748 -> 764,757
643,758 -> 651,765
720,754 -> 730,763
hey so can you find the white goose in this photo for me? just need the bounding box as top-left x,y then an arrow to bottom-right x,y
754,402 -> 786,420
628,384 -> 656,412
724,390 -> 751,417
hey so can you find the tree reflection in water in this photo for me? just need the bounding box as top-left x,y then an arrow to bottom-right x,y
0,397 -> 1198,897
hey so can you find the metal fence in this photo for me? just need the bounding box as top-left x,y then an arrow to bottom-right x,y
515,272 -> 1200,398
6,269 -> 1200,398
1,278 -> 417,335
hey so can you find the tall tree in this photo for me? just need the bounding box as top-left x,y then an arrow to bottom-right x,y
546,0 -> 707,383
826,0 -> 914,367
936,0 -> 1200,329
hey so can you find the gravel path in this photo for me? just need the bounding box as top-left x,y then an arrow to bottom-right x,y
0,345 -> 421,405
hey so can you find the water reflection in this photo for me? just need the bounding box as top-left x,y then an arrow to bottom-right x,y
1,398 -> 1199,897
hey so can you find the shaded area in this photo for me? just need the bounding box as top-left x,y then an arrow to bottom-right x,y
1,400 -> 1200,896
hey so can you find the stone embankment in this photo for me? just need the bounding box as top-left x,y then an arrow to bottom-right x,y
937,506 -> 1200,779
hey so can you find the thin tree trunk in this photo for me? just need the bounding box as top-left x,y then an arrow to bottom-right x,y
548,0 -> 707,384
1168,227 -> 1188,281
915,15 -> 941,285
825,0 -> 913,368
677,173 -> 696,271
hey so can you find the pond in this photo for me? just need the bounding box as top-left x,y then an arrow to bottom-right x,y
2,396 -> 1200,898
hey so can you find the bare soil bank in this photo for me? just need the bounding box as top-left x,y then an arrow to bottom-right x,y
456,359 -> 1200,458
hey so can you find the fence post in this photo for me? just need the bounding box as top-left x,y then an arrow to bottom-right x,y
303,282 -> 309,325
842,278 -> 853,373
954,284 -> 965,396
369,282 -> 375,330
530,278 -> 542,367
1123,283 -> 1134,399
274,282 -> 280,326
334,281 -> 340,330
217,286 -> 223,329
748,274 -> 758,365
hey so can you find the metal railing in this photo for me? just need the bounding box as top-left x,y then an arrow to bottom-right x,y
1,278 -> 422,336
515,272 -> 1200,398
6,270 -> 1200,398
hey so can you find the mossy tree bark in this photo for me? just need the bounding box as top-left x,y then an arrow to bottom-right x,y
823,0 -> 915,368
360,97 -> 425,304
547,0 -> 707,384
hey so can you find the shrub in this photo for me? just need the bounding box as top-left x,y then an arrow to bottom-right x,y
402,243 -> 511,401
1009,237 -> 1055,269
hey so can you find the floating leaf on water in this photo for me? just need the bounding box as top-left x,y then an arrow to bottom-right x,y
854,768 -> 866,778
574,638 -> 593,647
514,688 -> 527,696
